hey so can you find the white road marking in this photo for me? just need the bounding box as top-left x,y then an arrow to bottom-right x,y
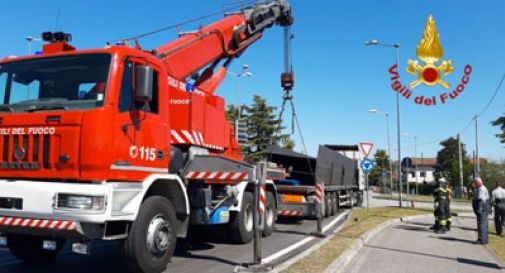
262,236 -> 314,264
323,212 -> 347,233
262,212 -> 348,264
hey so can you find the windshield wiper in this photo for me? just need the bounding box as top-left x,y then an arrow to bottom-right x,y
25,105 -> 68,112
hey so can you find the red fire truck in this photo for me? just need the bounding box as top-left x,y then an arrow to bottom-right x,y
0,1 -> 293,272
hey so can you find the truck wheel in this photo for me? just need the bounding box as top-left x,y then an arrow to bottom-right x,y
324,194 -> 330,218
330,192 -> 337,216
355,191 -> 364,207
229,192 -> 254,244
262,191 -> 276,237
122,196 -> 178,273
7,234 -> 64,263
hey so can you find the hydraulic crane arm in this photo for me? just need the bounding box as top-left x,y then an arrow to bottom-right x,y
154,0 -> 293,94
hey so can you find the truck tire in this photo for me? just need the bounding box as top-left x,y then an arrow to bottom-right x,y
7,234 -> 64,263
324,193 -> 330,218
262,191 -> 276,237
330,192 -> 337,216
355,191 -> 364,207
229,192 -> 254,244
122,196 -> 178,273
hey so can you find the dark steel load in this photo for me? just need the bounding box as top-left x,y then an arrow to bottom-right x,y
315,145 -> 358,188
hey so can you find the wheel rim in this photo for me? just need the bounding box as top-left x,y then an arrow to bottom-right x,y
147,214 -> 172,257
244,205 -> 254,232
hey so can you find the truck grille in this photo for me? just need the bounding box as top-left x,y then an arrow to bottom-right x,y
0,134 -> 52,170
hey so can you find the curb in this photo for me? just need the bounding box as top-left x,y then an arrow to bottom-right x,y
270,210 -> 352,273
324,213 -> 431,273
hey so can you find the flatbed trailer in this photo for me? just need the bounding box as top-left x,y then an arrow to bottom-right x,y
267,145 -> 364,218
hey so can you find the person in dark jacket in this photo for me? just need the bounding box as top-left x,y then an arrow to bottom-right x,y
491,181 -> 505,236
472,177 -> 490,244
445,181 -> 452,231
433,178 -> 449,234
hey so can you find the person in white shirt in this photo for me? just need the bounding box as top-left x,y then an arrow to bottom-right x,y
492,182 -> 505,236
472,177 -> 490,244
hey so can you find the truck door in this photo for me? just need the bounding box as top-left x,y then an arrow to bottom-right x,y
111,60 -> 169,181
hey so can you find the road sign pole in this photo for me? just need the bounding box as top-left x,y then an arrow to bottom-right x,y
366,173 -> 370,209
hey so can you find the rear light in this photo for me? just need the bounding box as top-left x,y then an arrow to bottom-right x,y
55,194 -> 106,211
282,194 -> 304,203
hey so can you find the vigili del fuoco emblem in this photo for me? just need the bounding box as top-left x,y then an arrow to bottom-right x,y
388,14 -> 472,106
406,15 -> 455,89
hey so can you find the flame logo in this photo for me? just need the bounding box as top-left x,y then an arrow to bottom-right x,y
406,15 -> 454,89
416,15 -> 443,64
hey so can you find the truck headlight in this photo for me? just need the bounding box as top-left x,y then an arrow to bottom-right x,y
55,194 -> 106,211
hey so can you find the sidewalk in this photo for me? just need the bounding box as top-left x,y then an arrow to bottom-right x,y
343,215 -> 505,273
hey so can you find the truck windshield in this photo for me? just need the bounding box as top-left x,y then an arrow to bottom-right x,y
0,53 -> 111,113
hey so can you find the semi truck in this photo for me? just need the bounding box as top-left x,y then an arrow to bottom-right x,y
0,1 -> 293,272
266,145 -> 364,218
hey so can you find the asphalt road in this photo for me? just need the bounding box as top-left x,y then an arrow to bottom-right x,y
0,210 -> 348,273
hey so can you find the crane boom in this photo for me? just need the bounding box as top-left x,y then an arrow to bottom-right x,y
154,0 -> 292,94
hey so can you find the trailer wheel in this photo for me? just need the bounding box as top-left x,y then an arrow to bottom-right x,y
262,191 -> 276,237
122,196 -> 178,273
324,193 -> 331,218
7,234 -> 64,263
229,192 -> 254,244
330,192 -> 337,216
355,191 -> 364,207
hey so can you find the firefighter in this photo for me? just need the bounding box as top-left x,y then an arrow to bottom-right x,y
433,177 -> 449,234
445,180 -> 452,231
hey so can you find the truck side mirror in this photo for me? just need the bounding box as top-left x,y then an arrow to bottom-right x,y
135,65 -> 153,103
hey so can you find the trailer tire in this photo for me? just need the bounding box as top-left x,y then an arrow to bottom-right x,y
262,191 -> 276,237
7,234 -> 64,263
330,192 -> 337,216
355,191 -> 364,207
229,192 -> 254,244
324,194 -> 331,218
122,196 -> 178,273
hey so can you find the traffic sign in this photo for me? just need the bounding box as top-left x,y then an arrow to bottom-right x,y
359,142 -> 374,158
360,158 -> 375,174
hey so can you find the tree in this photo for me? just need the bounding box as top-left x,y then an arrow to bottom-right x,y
480,160 -> 505,190
492,114 -> 505,144
436,137 -> 473,187
243,95 -> 293,162
368,149 -> 390,189
225,104 -> 240,121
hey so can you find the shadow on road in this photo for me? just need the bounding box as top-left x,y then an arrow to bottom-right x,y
366,244 -> 504,270
436,236 -> 477,244
401,220 -> 432,227
394,224 -> 429,232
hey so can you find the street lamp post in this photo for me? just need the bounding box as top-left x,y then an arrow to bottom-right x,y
25,35 -> 42,100
26,35 -> 42,55
228,64 -> 253,120
403,132 -> 417,196
368,109 -> 393,196
365,40 -> 403,208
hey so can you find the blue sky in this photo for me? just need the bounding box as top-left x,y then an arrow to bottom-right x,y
1,0 -> 504,161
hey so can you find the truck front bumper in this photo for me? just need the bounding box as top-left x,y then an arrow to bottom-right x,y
0,179 -> 144,238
